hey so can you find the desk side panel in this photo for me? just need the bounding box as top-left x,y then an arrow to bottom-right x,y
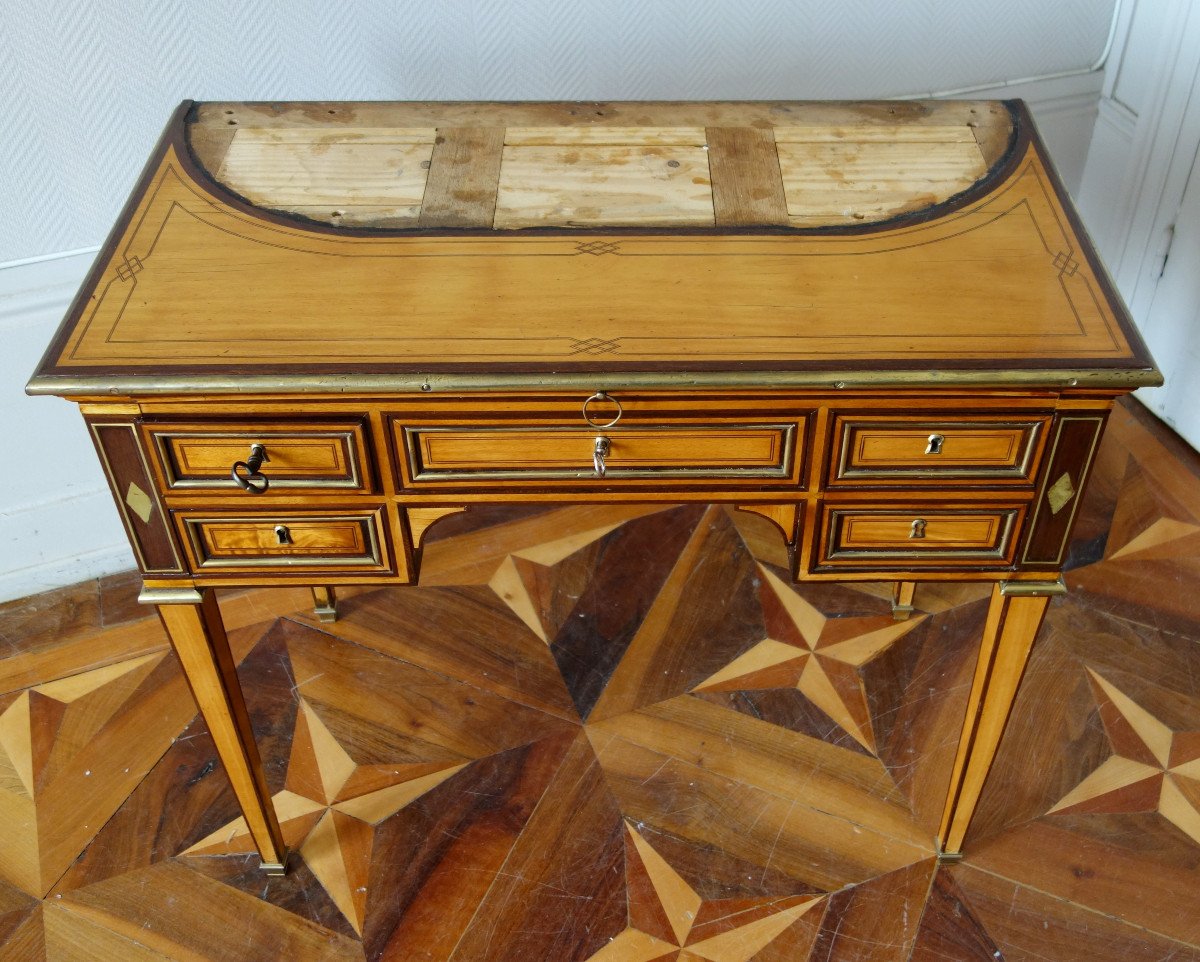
86,418 -> 185,574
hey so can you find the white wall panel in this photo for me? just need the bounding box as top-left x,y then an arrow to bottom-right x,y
2,0 -> 1116,263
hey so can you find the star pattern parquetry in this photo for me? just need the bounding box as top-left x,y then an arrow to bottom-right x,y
585,822 -> 824,962
1049,669 -> 1200,845
691,565 -> 925,753
183,698 -> 465,934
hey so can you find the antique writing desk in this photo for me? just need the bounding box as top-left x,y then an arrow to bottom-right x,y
28,100 -> 1159,873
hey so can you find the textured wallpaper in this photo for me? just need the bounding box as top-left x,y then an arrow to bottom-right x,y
1,0 -> 1115,262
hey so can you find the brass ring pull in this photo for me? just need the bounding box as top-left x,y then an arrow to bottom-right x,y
582,391 -> 623,428
231,443 -> 270,494
593,436 -> 611,478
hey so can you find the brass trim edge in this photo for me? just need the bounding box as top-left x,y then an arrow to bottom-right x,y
139,586 -> 205,605
999,577 -> 1067,597
27,366 -> 1164,398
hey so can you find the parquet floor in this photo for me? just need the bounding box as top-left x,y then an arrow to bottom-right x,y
1,398 -> 1199,961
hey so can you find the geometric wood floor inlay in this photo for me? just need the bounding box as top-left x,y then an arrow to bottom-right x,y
1,398 -> 1200,960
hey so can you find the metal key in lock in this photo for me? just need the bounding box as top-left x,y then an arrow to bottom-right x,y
909,518 -> 927,539
274,524 -> 293,546
593,436 -> 611,478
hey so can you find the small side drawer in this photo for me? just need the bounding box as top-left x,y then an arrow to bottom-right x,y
829,415 -> 1049,486
816,504 -> 1023,569
177,508 -> 390,573
147,420 -> 371,492
396,422 -> 800,487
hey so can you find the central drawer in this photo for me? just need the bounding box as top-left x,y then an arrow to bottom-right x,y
175,508 -> 390,573
395,421 -> 801,488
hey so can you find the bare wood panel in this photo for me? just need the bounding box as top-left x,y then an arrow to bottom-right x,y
399,423 -> 798,485
494,142 -> 715,228
148,420 -> 370,491
198,100 -> 1014,134
706,126 -> 789,226
817,505 -> 1022,568
775,129 -> 987,226
88,421 -> 183,573
177,508 -> 389,572
215,127 -> 435,226
830,415 -> 1049,485
418,126 -> 504,229
504,126 -> 708,146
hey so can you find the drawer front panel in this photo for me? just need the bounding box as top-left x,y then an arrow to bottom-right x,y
830,416 -> 1048,485
398,423 -> 799,486
148,420 -> 370,491
817,504 -> 1022,568
178,509 -> 389,572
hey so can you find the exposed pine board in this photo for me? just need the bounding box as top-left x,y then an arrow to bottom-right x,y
418,126 -> 504,229
216,127 -> 435,210
505,126 -> 708,146
494,145 -> 714,228
774,125 -> 979,143
706,126 -> 789,226
777,139 -> 987,223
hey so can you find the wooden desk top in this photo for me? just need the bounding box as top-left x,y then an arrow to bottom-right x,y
29,100 -> 1159,396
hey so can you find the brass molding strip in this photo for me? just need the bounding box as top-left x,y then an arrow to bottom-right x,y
27,366 -> 1163,398
999,577 -> 1067,597
138,585 -> 205,605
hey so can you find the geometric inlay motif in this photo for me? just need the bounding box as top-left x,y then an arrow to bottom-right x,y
0,651 -> 181,897
124,481 -> 154,524
583,822 -> 824,961
569,336 -> 622,355
1052,250 -> 1079,276
488,520 -> 626,642
692,564 -> 925,753
183,698 -> 465,934
114,255 -> 144,281
1046,471 -> 1076,516
1048,669 -> 1200,846
576,241 -> 621,256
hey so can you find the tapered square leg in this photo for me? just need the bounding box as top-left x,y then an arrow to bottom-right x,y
142,585 -> 288,873
891,581 -> 916,620
311,585 -> 338,623
938,579 -> 1065,856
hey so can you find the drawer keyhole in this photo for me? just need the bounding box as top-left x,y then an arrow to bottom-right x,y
274,524 -> 292,546
925,434 -> 945,455
910,518 -> 927,539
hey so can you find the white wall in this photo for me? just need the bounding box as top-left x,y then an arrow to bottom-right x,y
0,0 -> 1120,601
1077,0 -> 1200,449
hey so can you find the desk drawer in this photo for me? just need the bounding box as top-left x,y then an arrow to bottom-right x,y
397,422 -> 799,487
148,420 -> 371,493
177,508 -> 389,572
816,503 -> 1022,568
829,415 -> 1048,486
